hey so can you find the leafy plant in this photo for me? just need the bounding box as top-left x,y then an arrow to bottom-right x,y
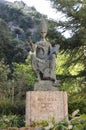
68,94 -> 86,114
0,115 -> 24,129
0,60 -> 11,99
12,58 -> 35,99
0,99 -> 25,115
50,110 -> 86,130
32,111 -> 86,130
32,120 -> 49,127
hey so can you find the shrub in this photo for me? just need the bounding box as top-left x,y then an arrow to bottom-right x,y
0,115 -> 25,129
31,111 -> 86,130
68,94 -> 86,114
32,120 -> 49,127
50,110 -> 86,130
0,99 -> 25,115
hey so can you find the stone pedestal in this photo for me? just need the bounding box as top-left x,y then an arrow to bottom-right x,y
26,91 -> 68,126
34,80 -> 58,91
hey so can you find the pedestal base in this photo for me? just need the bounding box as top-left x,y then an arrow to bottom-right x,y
34,80 -> 59,91
26,91 -> 68,126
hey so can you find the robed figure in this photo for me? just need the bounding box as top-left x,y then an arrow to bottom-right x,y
29,18 -> 60,84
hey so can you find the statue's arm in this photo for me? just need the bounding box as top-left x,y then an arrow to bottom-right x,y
46,44 -> 60,60
54,44 -> 60,55
29,37 -> 36,52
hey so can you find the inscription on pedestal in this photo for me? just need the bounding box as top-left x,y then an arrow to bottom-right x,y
26,91 -> 68,125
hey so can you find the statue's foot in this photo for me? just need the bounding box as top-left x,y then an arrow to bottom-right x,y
53,80 -> 60,87
36,77 -> 40,81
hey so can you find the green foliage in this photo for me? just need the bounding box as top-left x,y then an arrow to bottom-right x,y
0,18 -> 13,62
50,111 -> 86,130
69,94 -> 86,114
0,114 -> 24,128
47,20 -> 65,46
0,1 -> 45,64
13,58 -> 35,86
68,110 -> 86,130
0,60 -> 11,98
31,111 -> 86,130
51,119 -> 68,130
49,0 -> 86,95
0,99 -> 25,115
32,120 -> 48,127
0,1 -> 42,34
51,114 -> 86,130
12,39 -> 28,63
12,58 -> 35,99
55,52 -> 85,93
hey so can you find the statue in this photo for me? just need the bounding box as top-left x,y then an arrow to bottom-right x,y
29,18 -> 60,86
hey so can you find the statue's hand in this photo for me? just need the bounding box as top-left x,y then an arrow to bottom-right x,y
28,37 -> 36,52
37,58 -> 45,63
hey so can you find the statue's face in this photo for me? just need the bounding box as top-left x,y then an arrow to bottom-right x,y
40,31 -> 47,40
39,18 -> 47,40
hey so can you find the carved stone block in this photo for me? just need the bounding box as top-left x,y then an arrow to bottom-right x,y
34,80 -> 58,91
26,91 -> 68,126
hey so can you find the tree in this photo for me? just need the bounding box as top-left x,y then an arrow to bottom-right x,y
12,58 -> 35,99
0,18 -> 14,63
48,0 -> 86,114
0,60 -> 11,98
48,0 -> 86,93
12,39 -> 29,63
47,19 -> 66,46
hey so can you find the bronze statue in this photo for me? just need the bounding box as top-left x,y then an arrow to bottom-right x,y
29,18 -> 60,84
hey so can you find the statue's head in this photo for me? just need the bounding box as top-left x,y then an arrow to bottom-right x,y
39,18 -> 47,41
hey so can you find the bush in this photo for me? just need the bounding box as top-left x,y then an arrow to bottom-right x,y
50,110 -> 86,130
68,94 -> 86,114
0,115 -> 25,129
32,120 -> 49,127
0,99 -> 25,115
31,111 -> 86,130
